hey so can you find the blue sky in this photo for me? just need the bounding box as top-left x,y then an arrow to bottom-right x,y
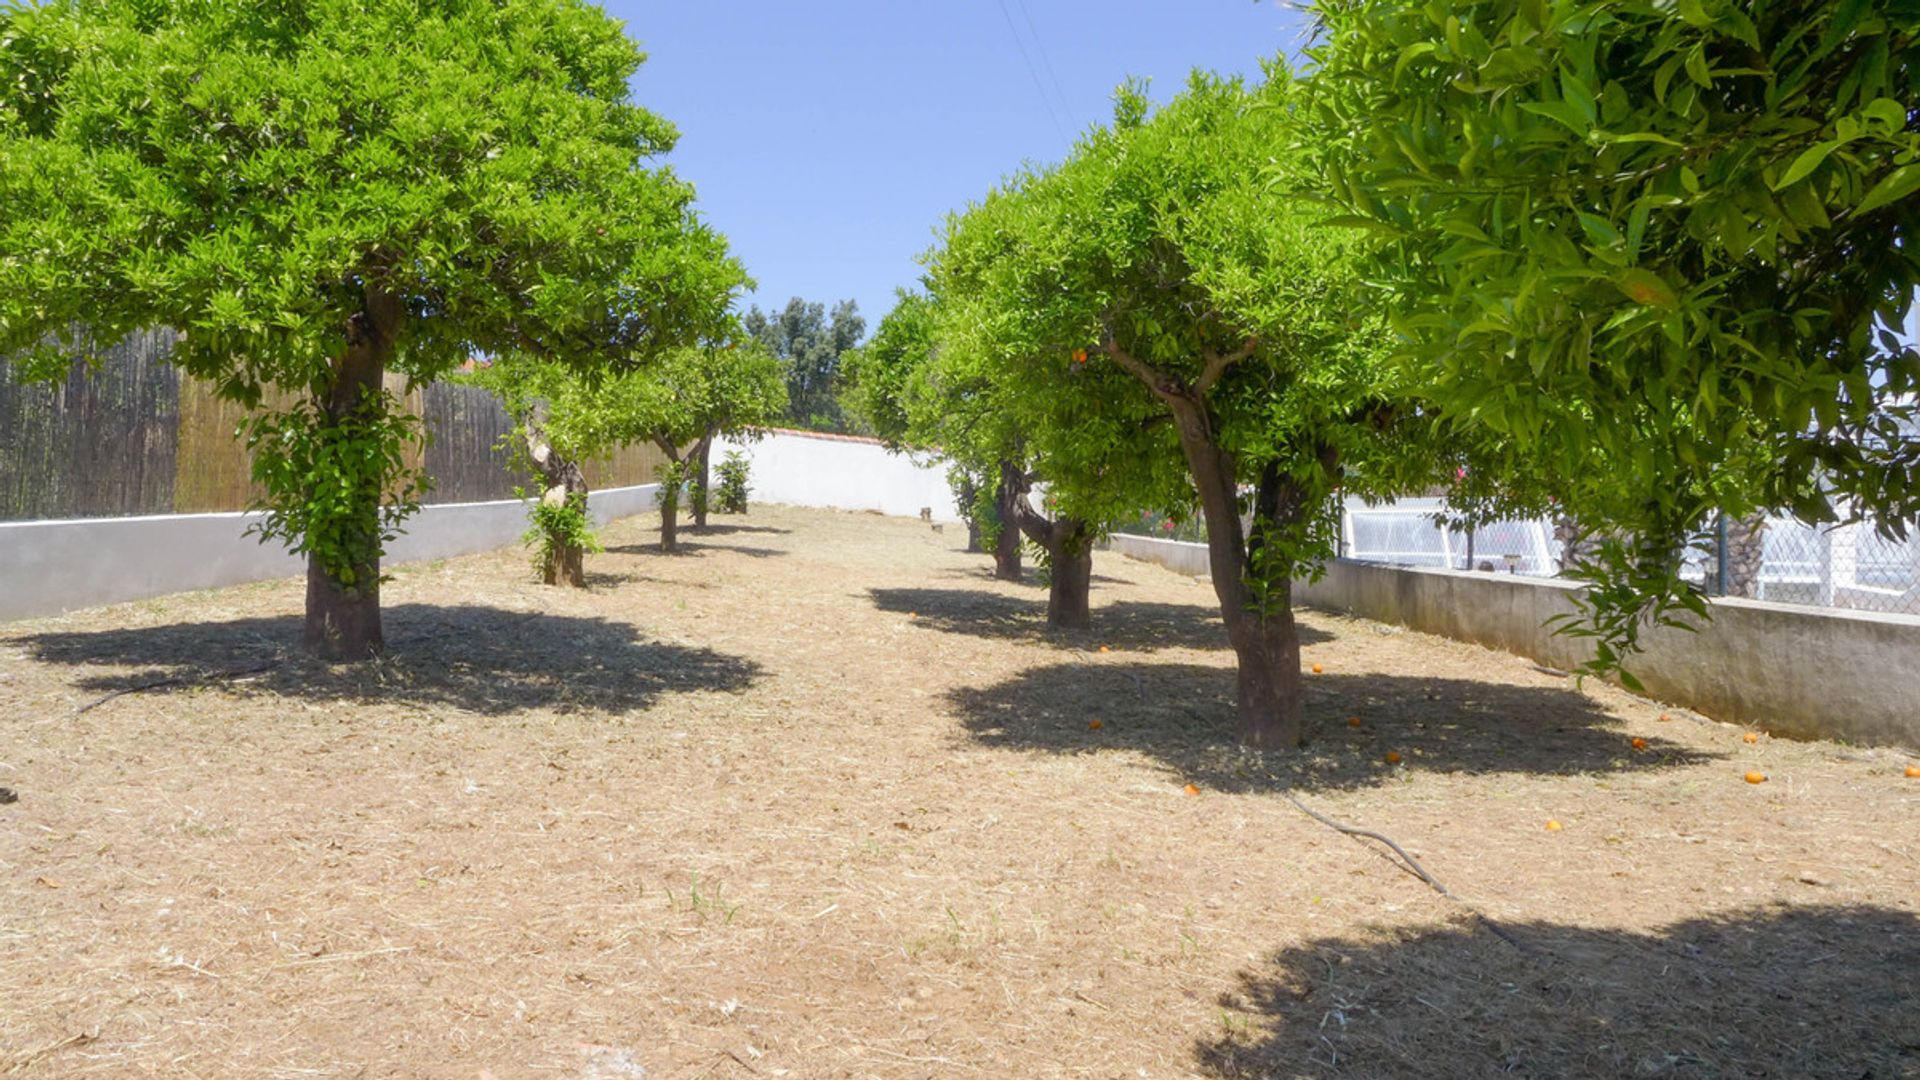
614,1 -> 1313,335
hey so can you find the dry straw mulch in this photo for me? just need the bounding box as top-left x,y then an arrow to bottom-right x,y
2,506 -> 1915,1078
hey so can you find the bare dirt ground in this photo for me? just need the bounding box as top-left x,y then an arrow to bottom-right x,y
2,505 -> 1916,1079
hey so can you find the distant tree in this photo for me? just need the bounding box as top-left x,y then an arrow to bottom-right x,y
1306,0 -> 1920,671
845,289 -> 1001,563
0,0 -> 734,656
471,331 -> 781,573
629,340 -> 787,551
849,288 -> 1188,626
743,297 -> 865,431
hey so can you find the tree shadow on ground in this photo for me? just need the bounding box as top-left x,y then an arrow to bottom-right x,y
604,541 -> 786,559
17,604 -> 760,717
869,588 -> 1330,653
947,663 -> 1717,792
1199,903 -> 1920,1079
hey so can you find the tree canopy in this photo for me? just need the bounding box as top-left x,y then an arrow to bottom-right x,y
1306,0 -> 1920,663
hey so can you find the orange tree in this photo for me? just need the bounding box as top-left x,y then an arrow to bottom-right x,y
1306,0 -> 1920,670
928,71 -> 1443,748
0,0 -> 734,656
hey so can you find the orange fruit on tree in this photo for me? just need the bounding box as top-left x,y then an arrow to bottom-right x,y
1742,732 -> 1759,743
1631,737 -> 1648,750
1384,751 -> 1402,765
1744,771 -> 1767,784
1183,783 -> 1200,796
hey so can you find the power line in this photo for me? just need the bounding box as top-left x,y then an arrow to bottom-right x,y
994,0 -> 1069,144
1011,0 -> 1075,136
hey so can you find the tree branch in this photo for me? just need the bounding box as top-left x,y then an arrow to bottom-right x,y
1099,327 -> 1184,402
1194,336 -> 1258,395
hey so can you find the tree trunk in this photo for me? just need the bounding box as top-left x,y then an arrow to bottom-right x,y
655,440 -> 686,554
1221,593 -> 1303,750
660,492 -> 680,553
1048,534 -> 1093,629
692,432 -> 713,530
1165,398 -> 1305,749
953,473 -> 984,553
524,402 -> 591,588
992,461 -> 1023,581
1003,463 -> 1093,630
302,285 -> 402,660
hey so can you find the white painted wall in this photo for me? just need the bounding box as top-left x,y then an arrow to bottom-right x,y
715,430 -> 962,521
0,483 -> 658,623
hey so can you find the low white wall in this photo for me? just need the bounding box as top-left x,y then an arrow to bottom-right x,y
1108,532 -> 1211,576
715,430 -> 962,522
1112,536 -> 1920,749
0,483 -> 658,623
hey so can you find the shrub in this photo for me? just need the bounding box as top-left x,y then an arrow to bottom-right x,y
715,451 -> 752,514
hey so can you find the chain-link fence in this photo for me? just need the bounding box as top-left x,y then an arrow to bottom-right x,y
1677,513 -> 1920,614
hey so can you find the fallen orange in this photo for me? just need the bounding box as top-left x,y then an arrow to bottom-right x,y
1904,765 -> 1920,779
1384,751 -> 1402,765
1658,712 -> 1672,722
1742,732 -> 1759,744
1098,645 -> 1111,653
1745,771 -> 1767,785
1311,663 -> 1324,674
1347,717 -> 1363,728
1183,783 -> 1200,796
1631,737 -> 1648,750
1088,719 -> 1103,731
1545,820 -> 1563,832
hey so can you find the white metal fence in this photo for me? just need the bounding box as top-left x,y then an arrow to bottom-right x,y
1340,498 -> 1920,615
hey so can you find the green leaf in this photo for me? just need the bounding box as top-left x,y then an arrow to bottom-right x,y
1518,99 -> 1592,136
1613,268 -> 1678,307
1856,163 -> 1920,214
1772,140 -> 1841,190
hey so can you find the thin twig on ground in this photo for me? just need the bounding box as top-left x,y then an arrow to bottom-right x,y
72,659 -> 282,716
1280,790 -> 1529,952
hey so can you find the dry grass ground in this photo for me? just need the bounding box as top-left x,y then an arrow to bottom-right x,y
1,505 -> 1916,1078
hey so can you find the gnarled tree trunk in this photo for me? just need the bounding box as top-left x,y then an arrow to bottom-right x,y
1169,401 -> 1308,749
303,285 -> 402,660
992,460 -> 1024,581
1103,333 -> 1321,750
1003,463 -> 1093,629
523,401 -> 590,587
